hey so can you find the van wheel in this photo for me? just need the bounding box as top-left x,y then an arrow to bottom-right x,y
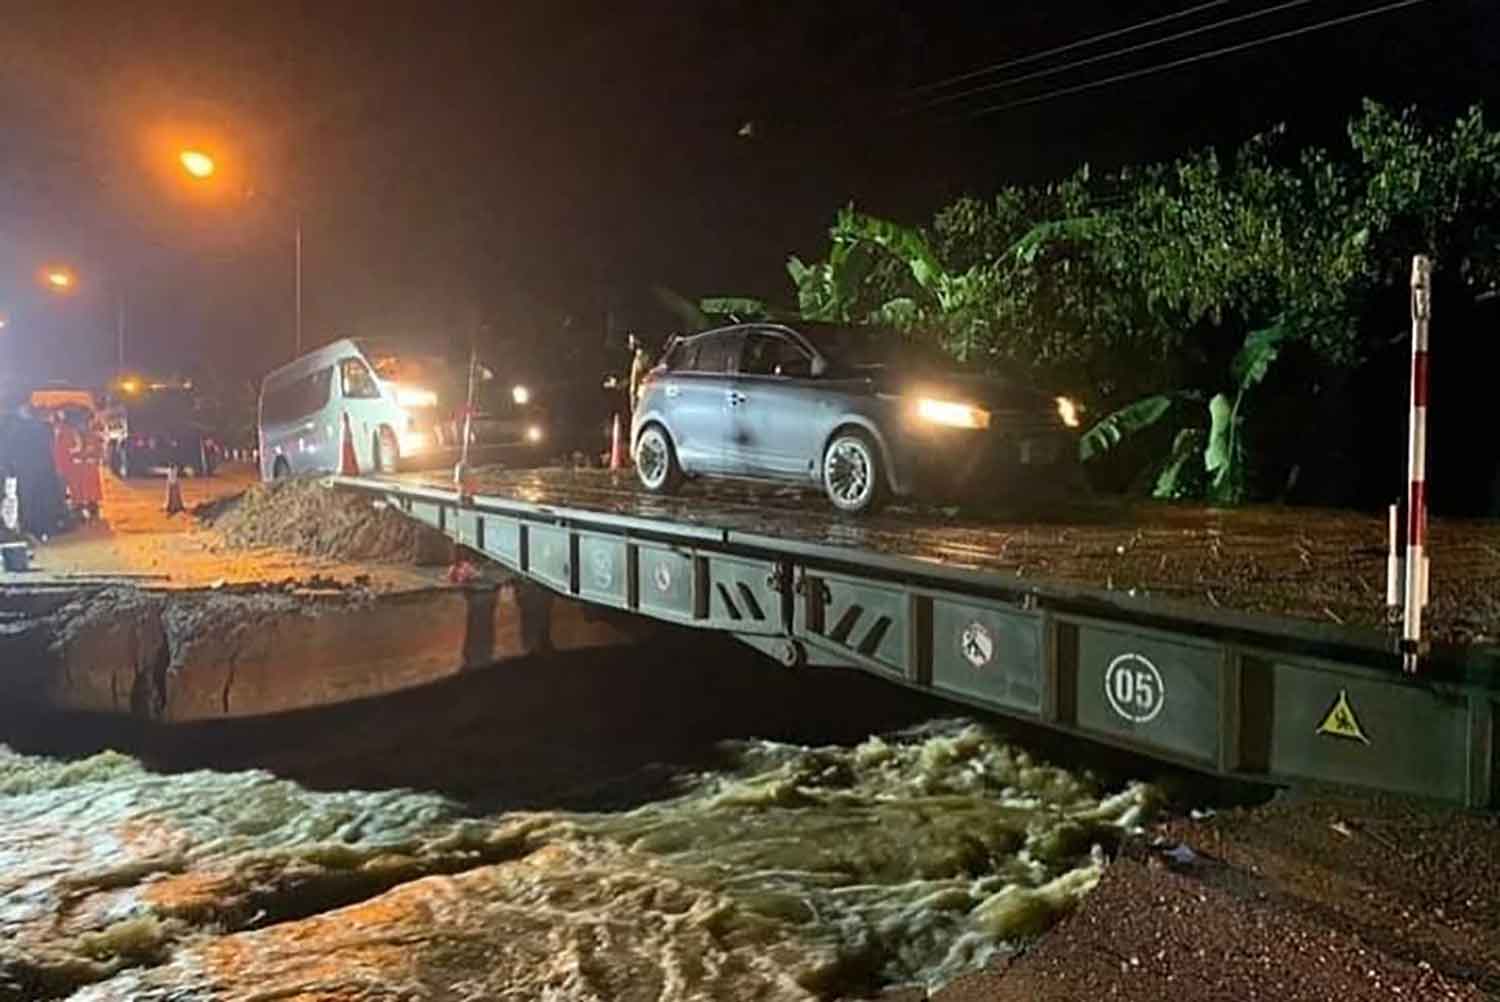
373,427 -> 399,475
823,430 -> 886,515
635,424 -> 682,494
272,457 -> 290,481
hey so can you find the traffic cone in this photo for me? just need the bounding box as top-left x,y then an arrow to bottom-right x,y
609,414 -> 626,470
338,412 -> 360,476
163,466 -> 184,516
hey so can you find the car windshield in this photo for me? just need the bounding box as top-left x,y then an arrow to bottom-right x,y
797,323 -> 965,373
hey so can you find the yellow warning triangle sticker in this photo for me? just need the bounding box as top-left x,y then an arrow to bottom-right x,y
1316,689 -> 1370,745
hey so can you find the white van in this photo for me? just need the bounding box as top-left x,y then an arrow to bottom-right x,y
257,338 -> 447,480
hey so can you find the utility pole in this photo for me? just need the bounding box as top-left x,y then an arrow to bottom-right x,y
294,209 -> 303,358
115,292 -> 126,372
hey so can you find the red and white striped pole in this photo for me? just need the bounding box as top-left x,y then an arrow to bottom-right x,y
1401,254 -> 1433,674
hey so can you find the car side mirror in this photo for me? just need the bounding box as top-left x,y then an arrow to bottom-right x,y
810,356 -> 827,378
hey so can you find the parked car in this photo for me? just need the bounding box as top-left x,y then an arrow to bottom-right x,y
106,387 -> 219,478
631,322 -> 1083,514
258,338 -> 546,480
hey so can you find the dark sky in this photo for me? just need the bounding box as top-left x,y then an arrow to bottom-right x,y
2,0 -> 1496,386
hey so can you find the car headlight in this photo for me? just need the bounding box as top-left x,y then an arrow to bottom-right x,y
525,424 -> 544,443
915,397 -> 991,430
396,386 -> 438,408
512,385 -> 531,405
1055,396 -> 1081,428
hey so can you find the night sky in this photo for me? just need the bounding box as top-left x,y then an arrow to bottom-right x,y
2,0 -> 1496,386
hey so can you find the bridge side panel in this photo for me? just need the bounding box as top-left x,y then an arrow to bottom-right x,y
930,597 -> 1043,716
1264,658 -> 1470,802
1073,622 -> 1222,766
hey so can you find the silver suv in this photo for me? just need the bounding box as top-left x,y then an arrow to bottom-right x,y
631,322 -> 1081,514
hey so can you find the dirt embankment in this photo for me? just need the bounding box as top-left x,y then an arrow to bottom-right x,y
937,792 -> 1500,1002
200,477 -> 450,565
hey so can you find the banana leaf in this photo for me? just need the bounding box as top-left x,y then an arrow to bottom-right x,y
1078,390 -> 1198,463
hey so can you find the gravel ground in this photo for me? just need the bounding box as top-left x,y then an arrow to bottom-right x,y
933,792 -> 1500,1002
399,467 -> 1500,648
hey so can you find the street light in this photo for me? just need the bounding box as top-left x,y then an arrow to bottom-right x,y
178,147 -> 304,357
179,149 -> 216,179
45,268 -> 74,291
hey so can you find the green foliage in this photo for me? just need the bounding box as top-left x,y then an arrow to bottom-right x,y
784,101 -> 1500,502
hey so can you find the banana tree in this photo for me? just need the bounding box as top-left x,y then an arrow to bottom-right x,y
1079,322 -> 1292,502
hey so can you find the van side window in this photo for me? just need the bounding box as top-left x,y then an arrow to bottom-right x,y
340,358 -> 381,399
262,366 -> 333,425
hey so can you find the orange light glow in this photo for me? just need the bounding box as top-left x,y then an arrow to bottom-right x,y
180,149 -> 216,179
44,268 -> 75,291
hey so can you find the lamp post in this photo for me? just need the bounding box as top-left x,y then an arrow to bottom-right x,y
178,149 -> 304,357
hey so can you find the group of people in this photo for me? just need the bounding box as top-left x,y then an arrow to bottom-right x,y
0,394 -> 104,542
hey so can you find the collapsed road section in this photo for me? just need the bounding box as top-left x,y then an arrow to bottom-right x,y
0,473 -> 648,721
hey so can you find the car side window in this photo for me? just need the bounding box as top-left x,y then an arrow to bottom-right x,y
690,334 -> 735,375
741,332 -> 813,378
340,358 -> 381,399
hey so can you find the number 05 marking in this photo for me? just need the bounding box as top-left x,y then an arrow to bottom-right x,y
1104,653 -> 1166,724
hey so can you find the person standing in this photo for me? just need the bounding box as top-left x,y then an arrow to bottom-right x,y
627,333 -> 651,413
3,400 -> 64,540
55,409 -> 102,521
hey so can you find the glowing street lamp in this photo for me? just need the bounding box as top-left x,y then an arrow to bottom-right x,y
45,268 -> 74,291
179,149 -> 216,179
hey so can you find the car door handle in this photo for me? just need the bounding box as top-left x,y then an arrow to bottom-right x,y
727,391 -> 746,405
665,385 -> 680,398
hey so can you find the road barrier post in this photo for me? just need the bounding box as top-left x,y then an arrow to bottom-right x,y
1402,254 -> 1433,674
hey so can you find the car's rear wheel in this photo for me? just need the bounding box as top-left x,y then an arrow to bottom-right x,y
373,427 -> 399,475
823,430 -> 886,515
635,424 -> 683,494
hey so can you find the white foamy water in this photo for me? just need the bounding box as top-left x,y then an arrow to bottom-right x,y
0,720 -> 1156,1001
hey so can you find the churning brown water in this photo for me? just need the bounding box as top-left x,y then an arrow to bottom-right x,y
1,720 -> 1156,1001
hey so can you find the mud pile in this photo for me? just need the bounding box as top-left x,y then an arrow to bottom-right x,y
203,478 -> 449,565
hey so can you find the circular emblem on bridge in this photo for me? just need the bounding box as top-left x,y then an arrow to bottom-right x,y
653,561 -> 673,594
590,548 -> 614,591
960,622 -> 995,668
1104,653 -> 1166,724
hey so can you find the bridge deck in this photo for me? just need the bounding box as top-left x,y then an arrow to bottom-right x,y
336,467 -> 1500,809
384,466 -> 1500,652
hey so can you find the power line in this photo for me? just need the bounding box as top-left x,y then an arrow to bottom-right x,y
907,1 -> 1232,97
920,0 -> 1320,110
969,0 -> 1432,119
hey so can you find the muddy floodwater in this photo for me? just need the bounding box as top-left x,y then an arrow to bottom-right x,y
0,633 -> 1165,1001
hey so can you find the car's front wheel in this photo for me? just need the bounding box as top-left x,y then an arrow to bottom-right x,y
635,424 -> 683,494
822,430 -> 886,515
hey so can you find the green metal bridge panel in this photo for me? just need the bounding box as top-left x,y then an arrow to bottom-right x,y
795,573 -> 912,677
1265,660 -> 1470,802
637,545 -> 698,622
707,555 -> 782,635
527,525 -> 573,594
1075,624 -> 1222,765
452,510 -> 483,551
480,516 -> 522,568
931,597 -> 1043,715
576,534 -> 629,609
334,476 -> 1500,809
